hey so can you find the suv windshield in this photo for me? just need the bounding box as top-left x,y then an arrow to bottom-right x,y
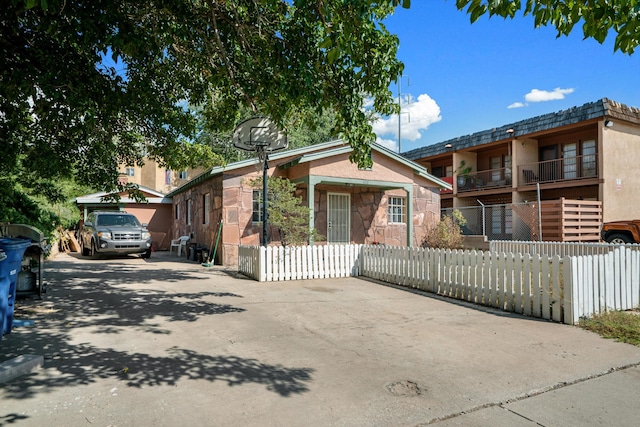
96,214 -> 141,227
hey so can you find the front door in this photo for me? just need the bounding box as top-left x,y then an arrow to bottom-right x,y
327,193 -> 350,243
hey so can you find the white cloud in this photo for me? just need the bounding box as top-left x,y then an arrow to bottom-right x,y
525,88 -> 574,103
508,102 -> 526,109
372,93 -> 441,151
376,137 -> 398,151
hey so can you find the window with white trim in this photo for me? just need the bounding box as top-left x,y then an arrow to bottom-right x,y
179,171 -> 188,180
388,196 -> 406,224
125,167 -> 135,177
252,190 -> 263,223
187,199 -> 192,225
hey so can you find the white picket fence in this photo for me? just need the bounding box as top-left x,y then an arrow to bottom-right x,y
238,244 -> 361,282
238,244 -> 640,324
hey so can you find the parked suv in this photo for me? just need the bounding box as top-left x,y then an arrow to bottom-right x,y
80,211 -> 152,258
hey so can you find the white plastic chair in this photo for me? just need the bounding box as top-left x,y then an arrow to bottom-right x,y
170,236 -> 190,256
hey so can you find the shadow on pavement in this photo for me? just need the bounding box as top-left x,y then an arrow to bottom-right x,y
1,255 -> 315,406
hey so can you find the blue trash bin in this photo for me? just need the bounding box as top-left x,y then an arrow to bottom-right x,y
0,238 -> 32,337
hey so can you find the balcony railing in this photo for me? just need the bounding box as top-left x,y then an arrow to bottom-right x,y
518,154 -> 598,185
457,167 -> 512,193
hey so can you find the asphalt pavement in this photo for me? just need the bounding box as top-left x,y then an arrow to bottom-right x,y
1,251 -> 639,426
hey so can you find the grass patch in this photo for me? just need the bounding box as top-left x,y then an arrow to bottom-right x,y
579,309 -> 640,347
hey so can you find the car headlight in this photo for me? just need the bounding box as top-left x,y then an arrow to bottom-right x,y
98,231 -> 111,239
142,231 -> 151,240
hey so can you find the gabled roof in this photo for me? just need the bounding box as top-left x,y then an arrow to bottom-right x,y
168,139 -> 451,196
76,185 -> 172,204
402,98 -> 640,161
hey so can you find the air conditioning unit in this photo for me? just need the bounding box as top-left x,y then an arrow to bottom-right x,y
457,176 -> 474,190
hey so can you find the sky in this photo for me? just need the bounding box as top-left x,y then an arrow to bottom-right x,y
372,1 -> 640,153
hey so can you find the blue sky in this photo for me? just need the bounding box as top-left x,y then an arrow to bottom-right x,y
373,1 -> 640,153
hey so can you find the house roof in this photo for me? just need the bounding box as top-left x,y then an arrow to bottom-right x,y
76,185 -> 172,204
168,139 -> 451,196
402,98 -> 640,161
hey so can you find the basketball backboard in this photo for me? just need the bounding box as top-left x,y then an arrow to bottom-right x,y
233,117 -> 288,153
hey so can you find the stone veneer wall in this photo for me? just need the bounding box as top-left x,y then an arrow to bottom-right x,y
174,175 -> 441,266
311,184 -> 440,246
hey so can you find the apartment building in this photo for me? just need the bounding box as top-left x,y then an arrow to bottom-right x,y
118,158 -> 204,194
403,99 -> 640,242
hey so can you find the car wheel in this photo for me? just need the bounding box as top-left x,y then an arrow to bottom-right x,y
606,233 -> 633,244
90,240 -> 100,259
81,238 -> 90,256
141,249 -> 151,259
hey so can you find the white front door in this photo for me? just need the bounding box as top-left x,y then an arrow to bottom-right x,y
327,193 -> 350,243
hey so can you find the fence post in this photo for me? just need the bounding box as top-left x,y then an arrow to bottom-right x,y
563,256 -> 577,325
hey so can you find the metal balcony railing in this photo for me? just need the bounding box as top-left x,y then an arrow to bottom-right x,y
518,154 -> 597,185
456,167 -> 512,193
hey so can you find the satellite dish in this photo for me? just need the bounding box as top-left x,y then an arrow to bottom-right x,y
233,117 -> 288,154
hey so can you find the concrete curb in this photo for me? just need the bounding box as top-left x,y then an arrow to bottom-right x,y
0,354 -> 44,384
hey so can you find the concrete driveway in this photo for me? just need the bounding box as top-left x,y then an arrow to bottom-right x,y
1,251 -> 640,426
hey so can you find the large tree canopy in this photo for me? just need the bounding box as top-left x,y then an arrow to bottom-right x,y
456,0 -> 640,54
1,0 -> 408,194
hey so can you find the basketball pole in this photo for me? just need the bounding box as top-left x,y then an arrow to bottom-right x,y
262,151 -> 268,248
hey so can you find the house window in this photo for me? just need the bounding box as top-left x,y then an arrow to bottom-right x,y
179,171 -> 188,180
582,140 -> 597,177
187,199 -> 192,226
125,167 -> 135,177
563,143 -> 577,179
388,196 -> 406,224
203,193 -> 210,225
445,166 -> 453,177
252,190 -> 263,223
175,203 -> 180,220
165,169 -> 172,185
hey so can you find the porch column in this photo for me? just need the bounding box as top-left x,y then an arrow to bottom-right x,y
405,184 -> 413,247
308,176 -> 318,245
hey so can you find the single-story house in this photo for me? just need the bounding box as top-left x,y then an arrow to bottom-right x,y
168,140 -> 451,266
75,186 -> 174,250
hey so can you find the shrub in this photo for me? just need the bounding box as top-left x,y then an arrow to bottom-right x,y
423,210 -> 466,249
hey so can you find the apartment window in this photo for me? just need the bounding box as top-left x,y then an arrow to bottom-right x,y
563,143 -> 577,179
179,171 -> 188,180
582,140 -> 597,177
203,193 -> 211,225
187,199 -> 192,226
432,166 -> 443,178
445,166 -> 453,177
490,157 -> 502,181
252,190 -> 263,223
165,169 -> 172,185
388,196 -> 406,224
125,167 -> 135,177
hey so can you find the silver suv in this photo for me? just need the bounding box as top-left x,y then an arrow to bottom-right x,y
80,211 -> 152,259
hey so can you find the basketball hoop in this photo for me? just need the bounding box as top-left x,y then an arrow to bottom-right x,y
233,117 -> 288,247
233,117 -> 288,156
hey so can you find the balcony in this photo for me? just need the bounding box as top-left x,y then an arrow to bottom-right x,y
518,154 -> 598,186
457,167 -> 512,193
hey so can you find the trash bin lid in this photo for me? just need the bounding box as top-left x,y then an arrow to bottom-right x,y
0,238 -> 32,250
